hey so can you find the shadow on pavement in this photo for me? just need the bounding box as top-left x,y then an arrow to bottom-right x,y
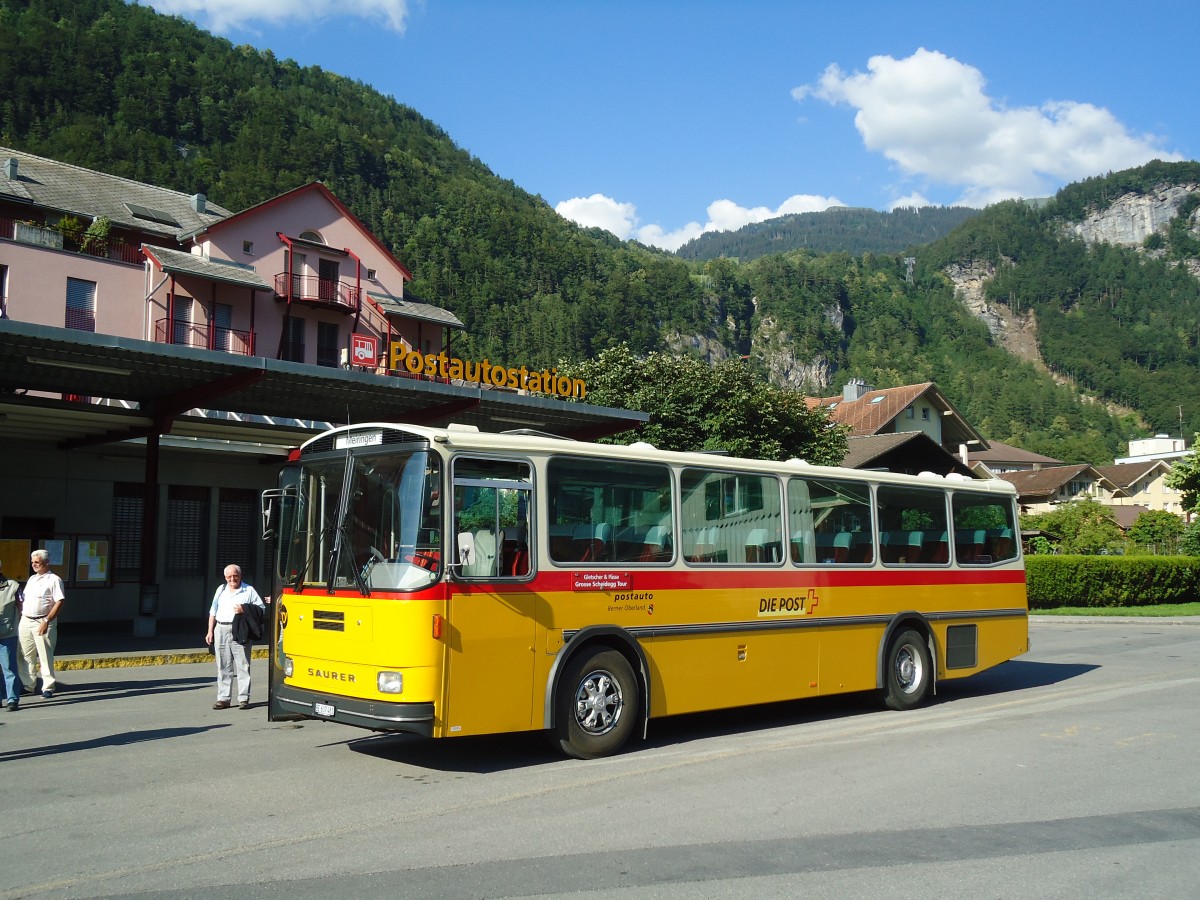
0,725 -> 232,761
340,657 -> 1100,773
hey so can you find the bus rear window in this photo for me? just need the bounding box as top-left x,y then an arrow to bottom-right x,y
952,492 -> 1019,564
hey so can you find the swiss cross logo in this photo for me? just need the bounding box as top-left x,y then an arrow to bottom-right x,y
350,334 -> 378,365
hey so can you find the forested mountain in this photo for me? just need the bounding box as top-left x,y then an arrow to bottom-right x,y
3,0 -> 1199,466
674,205 -> 981,262
0,0 -> 711,367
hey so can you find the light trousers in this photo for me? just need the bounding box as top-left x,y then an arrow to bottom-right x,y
18,616 -> 57,692
214,622 -> 251,703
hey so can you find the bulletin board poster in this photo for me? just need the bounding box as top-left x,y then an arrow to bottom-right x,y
0,539 -> 31,580
37,538 -> 73,580
75,538 -> 111,586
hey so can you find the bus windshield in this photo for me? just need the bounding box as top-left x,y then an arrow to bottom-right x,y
284,449 -> 443,593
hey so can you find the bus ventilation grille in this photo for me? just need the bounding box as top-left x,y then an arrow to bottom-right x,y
945,624 -> 978,669
313,610 -> 345,632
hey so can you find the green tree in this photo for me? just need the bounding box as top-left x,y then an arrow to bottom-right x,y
1126,509 -> 1185,553
1029,499 -> 1125,554
1179,520 -> 1200,556
1165,439 -> 1200,512
559,344 -> 848,464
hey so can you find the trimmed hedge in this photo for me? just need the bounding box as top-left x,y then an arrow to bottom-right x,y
1025,556 -> 1200,609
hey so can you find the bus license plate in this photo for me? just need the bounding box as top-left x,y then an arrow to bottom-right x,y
314,702 -> 335,717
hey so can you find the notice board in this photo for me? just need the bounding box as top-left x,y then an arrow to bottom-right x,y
0,539 -> 30,580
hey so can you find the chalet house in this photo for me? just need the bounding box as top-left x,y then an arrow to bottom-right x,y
0,147 -> 638,628
841,432 -> 975,478
967,440 -> 1063,477
996,464 -> 1126,515
1094,461 -> 1185,516
808,379 -> 987,476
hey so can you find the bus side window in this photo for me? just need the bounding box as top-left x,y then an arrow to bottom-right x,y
453,457 -> 532,579
876,485 -> 949,566
789,476 -> 873,566
682,469 -> 782,566
547,456 -> 674,566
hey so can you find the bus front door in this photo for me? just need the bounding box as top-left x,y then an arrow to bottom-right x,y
443,583 -> 537,736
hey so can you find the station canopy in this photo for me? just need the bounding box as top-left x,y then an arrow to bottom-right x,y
0,321 -> 646,452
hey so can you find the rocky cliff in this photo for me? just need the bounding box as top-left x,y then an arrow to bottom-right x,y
1063,183 -> 1200,248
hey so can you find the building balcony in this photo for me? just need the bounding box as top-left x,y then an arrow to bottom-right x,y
1,216 -> 143,265
154,317 -> 255,355
274,273 -> 361,312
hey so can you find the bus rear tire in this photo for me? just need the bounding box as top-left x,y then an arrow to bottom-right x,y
555,649 -> 637,759
883,628 -> 931,711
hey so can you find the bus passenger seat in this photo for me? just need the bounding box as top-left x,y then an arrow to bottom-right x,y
640,526 -> 671,562
499,527 -> 529,576
926,530 -> 949,564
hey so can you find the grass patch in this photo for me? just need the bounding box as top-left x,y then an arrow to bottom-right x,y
1031,602 -> 1200,617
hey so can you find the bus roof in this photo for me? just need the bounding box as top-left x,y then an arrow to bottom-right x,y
303,421 -> 1019,496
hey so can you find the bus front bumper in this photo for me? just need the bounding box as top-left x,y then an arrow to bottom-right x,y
275,683 -> 435,737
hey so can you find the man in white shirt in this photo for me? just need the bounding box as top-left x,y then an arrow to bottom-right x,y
19,549 -> 65,699
205,564 -> 265,710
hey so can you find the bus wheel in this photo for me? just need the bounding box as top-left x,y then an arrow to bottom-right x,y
883,629 -> 931,711
556,649 -> 637,759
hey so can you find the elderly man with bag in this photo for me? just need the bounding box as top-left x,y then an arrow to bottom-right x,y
204,564 -> 265,710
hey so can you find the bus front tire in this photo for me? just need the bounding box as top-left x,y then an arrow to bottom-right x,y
883,628 -> 932,711
555,649 -> 637,759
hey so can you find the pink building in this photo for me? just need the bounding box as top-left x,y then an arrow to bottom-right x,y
1,148 -> 461,371
1,147 -> 637,628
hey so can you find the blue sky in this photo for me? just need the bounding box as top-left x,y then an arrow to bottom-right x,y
142,1 -> 1196,251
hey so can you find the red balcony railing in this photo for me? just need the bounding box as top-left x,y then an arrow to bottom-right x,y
155,317 -> 254,355
274,273 -> 361,311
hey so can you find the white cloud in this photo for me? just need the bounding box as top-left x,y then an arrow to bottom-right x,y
139,0 -> 411,34
555,194 -> 640,240
557,193 -> 843,253
888,192 -> 931,211
795,48 -> 1181,206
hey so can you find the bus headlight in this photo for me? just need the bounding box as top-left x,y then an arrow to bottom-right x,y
378,671 -> 404,694
283,657 -> 294,677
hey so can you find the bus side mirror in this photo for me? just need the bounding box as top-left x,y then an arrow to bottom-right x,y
261,497 -> 276,541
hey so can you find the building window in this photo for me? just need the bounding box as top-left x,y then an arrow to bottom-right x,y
299,230 -> 324,244
905,406 -> 914,419
283,317 -> 305,363
216,488 -> 258,576
65,277 -> 97,331
366,268 -> 377,280
165,485 -> 209,576
213,303 -> 233,352
921,407 -> 930,420
112,483 -> 145,582
317,322 -> 340,367
242,240 -> 253,255
172,296 -> 194,346
1,263 -> 8,318
318,258 -> 340,302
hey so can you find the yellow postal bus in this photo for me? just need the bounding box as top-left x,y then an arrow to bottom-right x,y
263,422 -> 1028,758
